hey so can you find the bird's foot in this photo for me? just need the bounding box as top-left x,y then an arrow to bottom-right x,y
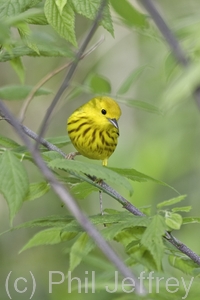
65,151 -> 80,160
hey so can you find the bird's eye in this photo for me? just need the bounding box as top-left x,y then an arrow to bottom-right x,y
101,109 -> 107,115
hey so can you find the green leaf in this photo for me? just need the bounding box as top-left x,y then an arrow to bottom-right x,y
48,159 -> 133,194
169,255 -> 200,276
182,217 -> 200,225
139,205 -> 151,216
26,12 -> 48,25
0,41 -> 73,61
25,182 -> 50,201
55,0 -> 68,15
46,135 -> 71,147
0,0 -> 41,18
127,246 -> 158,271
89,73 -> 111,94
5,8 -> 48,26
104,208 -> 121,215
0,85 -> 51,101
105,223 -> 146,245
7,215 -> 74,232
12,149 -> 33,161
17,22 -> 39,54
0,151 -> 29,224
44,0 -> 77,46
20,228 -> 63,252
42,151 -> 64,162
104,223 -> 137,246
122,227 -> 146,247
61,231 -> 78,242
10,57 -> 25,83
71,182 -> 99,199
17,21 -> 31,37
90,212 -> 149,227
70,0 -> 114,36
165,212 -> 182,230
110,0 -> 148,28
69,232 -> 94,272
109,167 -> 174,190
100,2 -> 114,36
172,206 -> 191,213
115,229 -> 141,248
141,215 -> 166,271
56,0 -> 68,15
61,213 -> 149,240
117,66 -> 146,95
61,220 -> 83,233
0,135 -> 20,148
157,195 -> 187,208
121,99 -> 162,115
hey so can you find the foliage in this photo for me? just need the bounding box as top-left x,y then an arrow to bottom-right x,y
0,0 -> 200,299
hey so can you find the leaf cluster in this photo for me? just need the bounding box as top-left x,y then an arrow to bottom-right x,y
0,0 -> 113,82
0,134 -> 200,279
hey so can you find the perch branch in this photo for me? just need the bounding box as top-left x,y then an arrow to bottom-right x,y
1,112 -> 200,266
0,101 -> 146,296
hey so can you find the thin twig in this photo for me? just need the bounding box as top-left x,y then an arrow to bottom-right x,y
0,102 -> 146,296
1,113 -> 200,266
35,0 -> 108,149
19,35 -> 105,123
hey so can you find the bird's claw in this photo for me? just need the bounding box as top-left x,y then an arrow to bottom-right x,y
65,151 -> 80,160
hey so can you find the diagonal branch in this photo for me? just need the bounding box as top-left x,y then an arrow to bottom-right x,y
139,0 -> 200,263
140,0 -> 200,108
1,112 -> 200,266
140,0 -> 188,66
0,101 -> 146,296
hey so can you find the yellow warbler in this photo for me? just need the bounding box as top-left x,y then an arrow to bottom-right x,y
67,96 -> 121,166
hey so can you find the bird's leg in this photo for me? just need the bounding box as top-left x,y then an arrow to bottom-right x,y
65,151 -> 80,160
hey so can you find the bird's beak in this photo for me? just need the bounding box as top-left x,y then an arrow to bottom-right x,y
108,118 -> 119,129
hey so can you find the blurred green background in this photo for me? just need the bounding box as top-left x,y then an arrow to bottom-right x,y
1,0 -> 200,299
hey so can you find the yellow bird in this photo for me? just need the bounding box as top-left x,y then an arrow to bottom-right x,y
67,96 -> 121,166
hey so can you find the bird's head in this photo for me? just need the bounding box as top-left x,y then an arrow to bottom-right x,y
89,96 -> 121,129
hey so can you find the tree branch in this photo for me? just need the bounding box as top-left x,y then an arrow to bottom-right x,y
140,0 -> 188,66
1,112 -> 200,266
140,0 -> 200,108
0,101 -> 146,296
